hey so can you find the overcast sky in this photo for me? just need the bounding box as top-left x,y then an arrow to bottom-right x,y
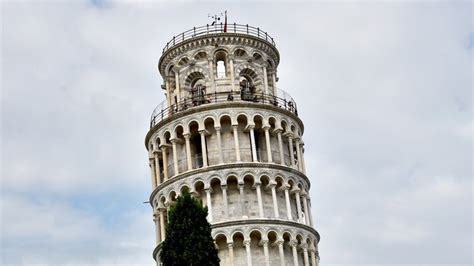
1,0 -> 472,265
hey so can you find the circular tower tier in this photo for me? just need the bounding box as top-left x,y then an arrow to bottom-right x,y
146,23 -> 320,266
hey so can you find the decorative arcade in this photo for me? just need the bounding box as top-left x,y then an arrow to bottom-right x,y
145,22 -> 320,266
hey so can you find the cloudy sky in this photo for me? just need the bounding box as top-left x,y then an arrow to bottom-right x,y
1,0 -> 472,265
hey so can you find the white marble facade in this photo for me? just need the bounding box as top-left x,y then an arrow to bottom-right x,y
146,24 -> 320,266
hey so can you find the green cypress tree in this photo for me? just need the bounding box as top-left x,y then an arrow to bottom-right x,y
159,189 -> 220,266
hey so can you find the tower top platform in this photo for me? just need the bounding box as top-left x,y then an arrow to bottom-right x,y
161,23 -> 276,55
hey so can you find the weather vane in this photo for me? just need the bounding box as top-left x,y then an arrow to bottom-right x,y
208,11 -> 227,26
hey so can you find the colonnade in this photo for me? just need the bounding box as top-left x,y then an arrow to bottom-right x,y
152,182 -> 314,244
148,125 -> 306,189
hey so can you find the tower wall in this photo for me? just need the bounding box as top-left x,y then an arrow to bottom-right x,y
146,24 -> 320,266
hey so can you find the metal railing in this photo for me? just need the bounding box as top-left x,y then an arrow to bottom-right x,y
162,23 -> 275,54
150,89 -> 298,128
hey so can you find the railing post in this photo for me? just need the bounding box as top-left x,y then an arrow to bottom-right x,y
258,27 -> 260,37
193,27 -> 196,36
173,36 -> 175,45
182,32 -> 184,42
265,32 -> 268,41
234,22 -> 236,33
206,24 -> 209,34
214,91 -> 217,103
246,24 -> 249,34
220,22 -> 223,32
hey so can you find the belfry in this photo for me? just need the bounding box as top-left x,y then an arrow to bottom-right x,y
145,20 -> 320,266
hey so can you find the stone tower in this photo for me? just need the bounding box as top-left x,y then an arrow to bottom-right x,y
145,22 -> 320,266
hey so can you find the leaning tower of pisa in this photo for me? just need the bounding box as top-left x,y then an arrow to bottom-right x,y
145,22 -> 320,266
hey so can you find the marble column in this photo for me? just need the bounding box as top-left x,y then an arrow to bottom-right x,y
255,183 -> 264,218
222,184 -> 229,219
300,142 -> 306,174
282,184 -> 293,220
301,191 -> 310,225
159,207 -> 166,241
269,181 -> 279,218
287,134 -> 296,168
263,126 -> 273,162
276,129 -> 284,165
171,139 -> 179,175
293,188 -> 303,223
276,240 -> 285,266
161,147 -> 169,180
290,240 -> 299,266
153,211 -> 160,244
227,242 -> 235,266
301,244 -> 309,266
205,187 -> 213,222
184,133 -> 192,170
309,248 -> 317,266
229,56 -> 235,92
249,125 -> 258,162
263,65 -> 269,94
174,71 -> 180,103
233,125 -> 241,162
244,240 -> 252,266
208,57 -> 215,91
149,158 -> 156,189
153,150 -> 161,186
239,183 -> 246,218
199,130 -> 208,167
215,127 -> 224,164
295,138 -> 302,172
262,239 -> 270,266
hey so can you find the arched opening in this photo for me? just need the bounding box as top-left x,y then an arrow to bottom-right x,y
210,178 -> 223,221
226,175 -> 240,219
232,232 -> 245,266
253,115 -> 264,162
267,231 -> 280,265
243,174 -> 255,218
269,117 -> 279,164
215,234 -> 229,265
193,180 -> 205,203
234,48 -> 247,57
194,51 -> 207,61
219,115 -> 233,163
189,121 -> 202,168
239,69 -> 258,101
178,57 -> 189,66
203,117 -> 215,166
163,132 -> 173,177
215,50 -> 227,78
275,176 -> 287,219
185,72 -> 207,106
281,120 -> 290,166
175,125 -> 185,173
282,232 -> 293,266
249,230 -> 263,262
260,175 -> 273,218
236,114 -> 250,161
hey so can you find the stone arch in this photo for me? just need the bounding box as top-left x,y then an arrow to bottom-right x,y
193,50 -> 208,61
177,56 -> 190,67
219,113 -> 236,126
166,63 -> 176,76
232,46 -> 248,58
183,70 -> 206,89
